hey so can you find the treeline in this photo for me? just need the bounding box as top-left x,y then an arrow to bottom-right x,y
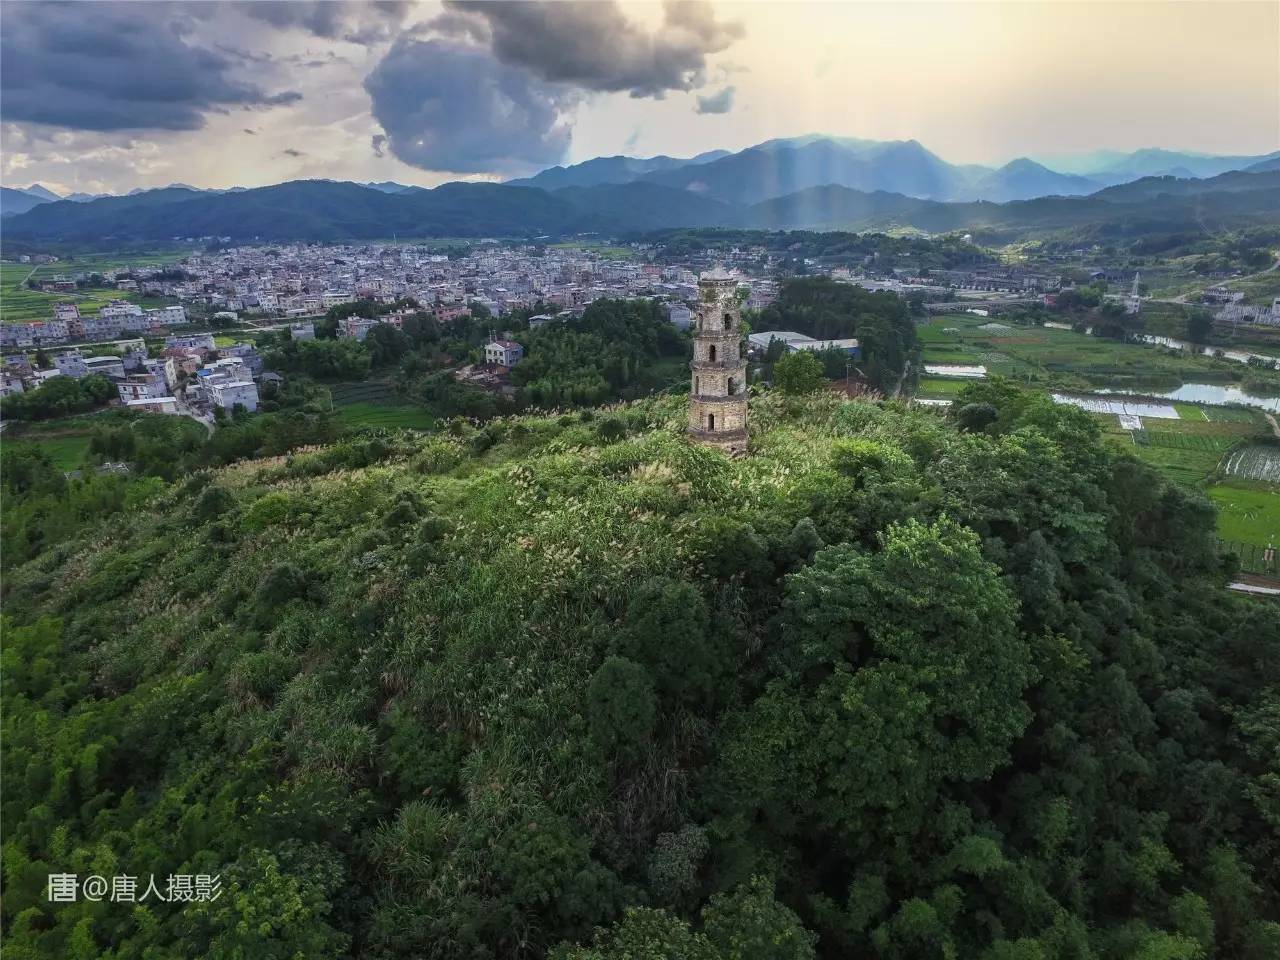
0,374 -> 116,421
1,388 -> 340,567
753,276 -> 918,390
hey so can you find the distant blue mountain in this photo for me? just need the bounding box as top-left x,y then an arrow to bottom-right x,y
509,149 -> 729,190
0,187 -> 52,217
969,159 -> 1102,202
18,183 -> 62,202
1245,156 -> 1280,174
512,136 -> 1280,205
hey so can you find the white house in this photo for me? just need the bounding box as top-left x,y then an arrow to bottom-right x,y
484,339 -> 524,367
99,300 -> 145,321
207,378 -> 259,412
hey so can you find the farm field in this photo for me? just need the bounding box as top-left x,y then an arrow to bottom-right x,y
548,241 -> 636,260
1093,403 -> 1276,525
916,312 -> 1267,391
11,434 -> 92,471
328,380 -> 437,431
915,376 -> 969,398
334,402 -> 437,431
1,256 -> 185,324
1208,480 -> 1280,549
0,414 -> 106,470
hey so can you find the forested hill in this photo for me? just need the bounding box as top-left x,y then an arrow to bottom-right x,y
4,169 -> 1278,246
3,387 -> 1279,958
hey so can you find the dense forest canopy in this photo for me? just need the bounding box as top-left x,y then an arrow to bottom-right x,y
2,379 -> 1277,959
510,298 -> 690,408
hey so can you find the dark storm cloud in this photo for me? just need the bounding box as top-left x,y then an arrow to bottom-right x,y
0,2 -> 301,133
695,86 -> 735,114
440,1 -> 744,98
238,1 -> 411,45
364,38 -> 576,174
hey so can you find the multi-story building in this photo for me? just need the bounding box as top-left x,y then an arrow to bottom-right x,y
99,300 -> 145,321
116,371 -> 169,402
145,304 -> 187,327
53,350 -> 89,378
205,377 -> 259,413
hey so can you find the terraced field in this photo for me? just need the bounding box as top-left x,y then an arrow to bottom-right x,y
328,380 -> 436,431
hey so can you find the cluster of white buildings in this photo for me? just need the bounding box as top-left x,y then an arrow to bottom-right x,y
106,241 -> 785,327
1,331 -> 261,415
0,301 -> 187,348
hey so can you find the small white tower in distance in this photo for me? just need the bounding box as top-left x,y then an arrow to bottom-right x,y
688,267 -> 748,455
1128,271 -> 1142,314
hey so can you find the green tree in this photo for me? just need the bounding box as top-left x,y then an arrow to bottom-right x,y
773,351 -> 824,395
587,657 -> 656,754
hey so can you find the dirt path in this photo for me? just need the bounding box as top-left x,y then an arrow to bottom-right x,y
1265,412 -> 1280,439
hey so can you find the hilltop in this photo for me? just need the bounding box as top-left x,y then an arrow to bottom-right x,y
3,387 -> 1278,958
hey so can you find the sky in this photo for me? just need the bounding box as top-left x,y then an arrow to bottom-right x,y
2,0 -> 1277,196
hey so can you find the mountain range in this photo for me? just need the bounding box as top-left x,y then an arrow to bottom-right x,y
505,136 -> 1280,204
4,168 -> 1278,248
3,136 -> 1278,246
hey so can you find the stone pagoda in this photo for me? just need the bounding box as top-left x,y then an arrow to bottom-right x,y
688,268 -> 747,454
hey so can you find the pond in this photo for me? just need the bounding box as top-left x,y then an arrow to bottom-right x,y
1140,334 -> 1280,368
1094,383 -> 1280,413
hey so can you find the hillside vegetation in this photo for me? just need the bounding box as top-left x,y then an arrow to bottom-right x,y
2,389 -> 1278,959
